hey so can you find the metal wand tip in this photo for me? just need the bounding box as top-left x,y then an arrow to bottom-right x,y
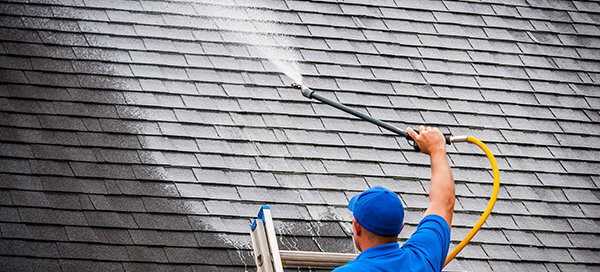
291,83 -> 302,89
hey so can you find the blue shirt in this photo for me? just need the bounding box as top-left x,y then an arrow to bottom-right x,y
332,215 -> 451,272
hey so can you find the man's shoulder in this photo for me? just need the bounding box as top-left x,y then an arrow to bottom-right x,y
418,214 -> 450,230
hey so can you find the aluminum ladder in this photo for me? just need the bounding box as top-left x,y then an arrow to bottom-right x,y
249,206 -> 357,271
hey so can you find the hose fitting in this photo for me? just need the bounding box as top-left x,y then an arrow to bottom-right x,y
449,135 -> 469,143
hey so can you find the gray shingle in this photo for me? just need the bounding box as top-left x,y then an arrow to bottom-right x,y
513,215 -> 572,232
133,213 -> 192,230
0,239 -> 59,258
503,229 -> 542,247
129,229 -> 197,247
514,246 -> 574,262
58,242 -> 129,261
65,226 -> 133,244
84,211 -> 137,228
125,245 -> 168,262
0,256 -> 62,271
60,259 -> 125,272
1,222 -> 68,241
482,244 -> 520,260
143,197 -> 206,215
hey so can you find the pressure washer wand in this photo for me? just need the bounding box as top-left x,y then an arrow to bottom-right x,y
291,83 -> 452,151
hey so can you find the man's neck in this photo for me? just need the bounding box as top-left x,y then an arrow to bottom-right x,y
359,240 -> 397,252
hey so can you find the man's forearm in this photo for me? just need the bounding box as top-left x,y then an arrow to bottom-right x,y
426,150 -> 455,227
407,126 -> 455,227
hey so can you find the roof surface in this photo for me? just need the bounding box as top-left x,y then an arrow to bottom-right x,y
0,0 -> 599,271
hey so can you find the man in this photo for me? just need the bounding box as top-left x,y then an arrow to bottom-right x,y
333,126 -> 454,272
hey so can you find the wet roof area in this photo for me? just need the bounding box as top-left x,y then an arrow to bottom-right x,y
0,0 -> 599,271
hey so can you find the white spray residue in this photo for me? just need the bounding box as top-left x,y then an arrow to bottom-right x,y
196,1 -> 303,84
271,58 -> 303,85
218,233 -> 251,272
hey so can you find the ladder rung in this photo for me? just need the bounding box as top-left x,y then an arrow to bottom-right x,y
280,250 -> 357,267
283,260 -> 349,267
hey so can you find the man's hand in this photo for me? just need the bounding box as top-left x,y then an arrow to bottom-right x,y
406,126 -> 446,156
407,125 -> 455,229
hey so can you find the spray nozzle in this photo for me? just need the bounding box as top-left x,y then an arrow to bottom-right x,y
291,83 -> 314,99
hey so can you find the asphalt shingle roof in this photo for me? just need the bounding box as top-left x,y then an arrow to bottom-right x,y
0,0 -> 599,271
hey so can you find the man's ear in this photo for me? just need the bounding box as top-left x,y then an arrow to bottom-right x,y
352,219 -> 362,236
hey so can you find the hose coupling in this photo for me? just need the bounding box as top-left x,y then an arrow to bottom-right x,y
449,135 -> 469,143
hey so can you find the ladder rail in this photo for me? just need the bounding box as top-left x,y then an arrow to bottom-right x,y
262,208 -> 284,271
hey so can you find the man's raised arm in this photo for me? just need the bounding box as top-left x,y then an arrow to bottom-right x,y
407,126 -> 455,228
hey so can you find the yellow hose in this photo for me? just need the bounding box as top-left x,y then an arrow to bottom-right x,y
444,136 -> 500,267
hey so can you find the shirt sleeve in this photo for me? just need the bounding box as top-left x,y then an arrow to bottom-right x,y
402,214 -> 451,271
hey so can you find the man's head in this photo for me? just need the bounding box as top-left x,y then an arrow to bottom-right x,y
348,186 -> 404,251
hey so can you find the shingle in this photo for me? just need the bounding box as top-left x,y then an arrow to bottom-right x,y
129,229 -> 197,247
568,233 -> 600,248
19,207 -> 87,226
563,189 -> 599,203
88,195 -> 146,212
0,256 -> 62,271
373,43 -> 421,59
513,215 -> 572,232
238,187 -> 302,203
124,245 -> 168,263
580,204 -> 600,218
12,191 -> 81,210
0,239 -> 59,258
514,246 -> 574,262
142,197 -> 206,215
77,206 -> 130,224
58,242 -> 129,261
423,72 -> 478,87
190,201 -> 230,220
555,134 -> 600,149
133,213 -> 192,230
64,226 -> 133,244
535,231 -> 573,248
568,218 -> 598,233
385,19 -> 437,35
557,263 -> 600,272
0,112 -> 40,128
188,215 -> 249,233
0,142 -> 33,158
255,156 -> 302,172
1,222 -> 68,241
70,162 -> 135,179
59,259 -> 125,272
28,160 -> 74,176
482,244 -> 520,260
85,33 -> 145,50
503,229 -> 542,246
165,247 -> 231,265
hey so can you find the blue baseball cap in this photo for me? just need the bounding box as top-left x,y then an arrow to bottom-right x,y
348,186 -> 404,236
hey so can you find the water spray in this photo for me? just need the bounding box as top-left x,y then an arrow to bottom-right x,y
291,83 -> 500,267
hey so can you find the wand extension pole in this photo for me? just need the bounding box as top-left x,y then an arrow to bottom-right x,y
299,85 -> 409,137
292,83 -> 430,151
